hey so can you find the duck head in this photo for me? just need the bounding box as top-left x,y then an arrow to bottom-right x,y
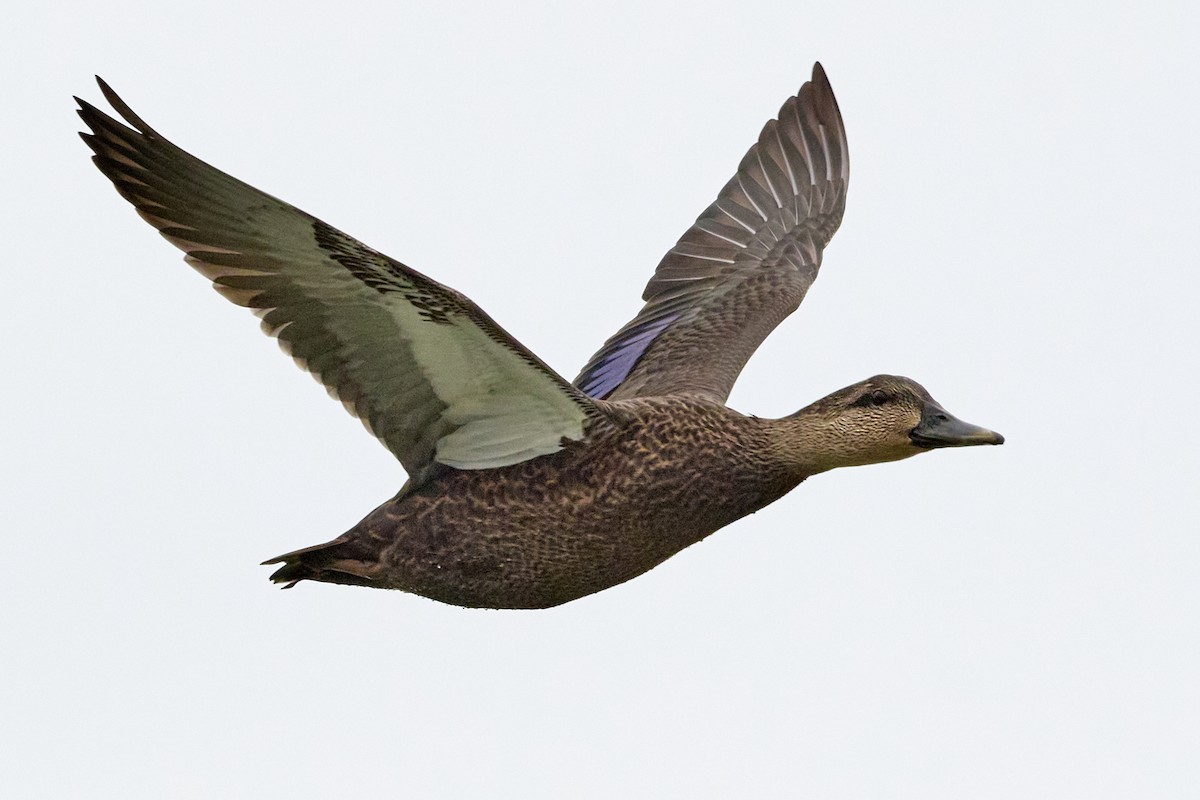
788,374 -> 1003,474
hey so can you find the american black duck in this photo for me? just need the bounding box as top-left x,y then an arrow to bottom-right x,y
77,64 -> 1002,608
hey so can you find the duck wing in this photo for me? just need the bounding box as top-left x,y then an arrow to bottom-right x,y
78,79 -> 603,486
574,63 -> 849,404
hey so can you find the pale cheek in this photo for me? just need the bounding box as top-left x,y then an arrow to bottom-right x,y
832,414 -> 890,438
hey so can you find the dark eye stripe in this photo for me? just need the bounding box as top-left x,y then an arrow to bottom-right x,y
851,389 -> 891,408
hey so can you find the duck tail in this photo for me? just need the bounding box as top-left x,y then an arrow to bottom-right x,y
262,534 -> 382,589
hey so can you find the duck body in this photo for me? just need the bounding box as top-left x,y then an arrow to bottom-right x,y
275,397 -> 807,608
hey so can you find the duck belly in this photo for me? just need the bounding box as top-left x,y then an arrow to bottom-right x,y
369,453 -> 795,608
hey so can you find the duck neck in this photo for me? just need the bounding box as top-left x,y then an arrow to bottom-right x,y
764,411 -> 853,478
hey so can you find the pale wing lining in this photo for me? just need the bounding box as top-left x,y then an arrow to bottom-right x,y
298,224 -> 595,472
394,304 -> 589,469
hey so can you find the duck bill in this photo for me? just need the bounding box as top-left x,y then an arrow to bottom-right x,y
910,401 -> 1004,448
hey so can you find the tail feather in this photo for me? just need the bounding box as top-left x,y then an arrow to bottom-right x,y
262,535 -> 383,589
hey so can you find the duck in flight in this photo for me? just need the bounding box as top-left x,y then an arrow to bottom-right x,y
77,64 -> 1002,609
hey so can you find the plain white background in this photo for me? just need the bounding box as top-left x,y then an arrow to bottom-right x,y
4,1 -> 1197,797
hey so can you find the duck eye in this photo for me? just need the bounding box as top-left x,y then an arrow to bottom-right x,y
870,389 -> 890,406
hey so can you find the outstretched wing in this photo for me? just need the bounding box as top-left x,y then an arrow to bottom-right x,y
78,79 -> 603,486
575,63 -> 849,404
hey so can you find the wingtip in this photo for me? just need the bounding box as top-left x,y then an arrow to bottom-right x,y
75,97 -> 105,140
86,75 -> 162,138
73,97 -> 91,123
806,61 -> 844,149
811,61 -> 831,90
95,75 -> 119,106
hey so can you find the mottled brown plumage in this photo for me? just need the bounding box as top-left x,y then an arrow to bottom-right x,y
77,65 -> 1003,608
271,395 -> 804,608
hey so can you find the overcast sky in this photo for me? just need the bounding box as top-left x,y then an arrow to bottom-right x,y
4,1 -> 1198,797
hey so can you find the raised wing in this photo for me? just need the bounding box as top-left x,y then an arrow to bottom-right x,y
575,63 -> 848,404
78,79 -> 603,485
